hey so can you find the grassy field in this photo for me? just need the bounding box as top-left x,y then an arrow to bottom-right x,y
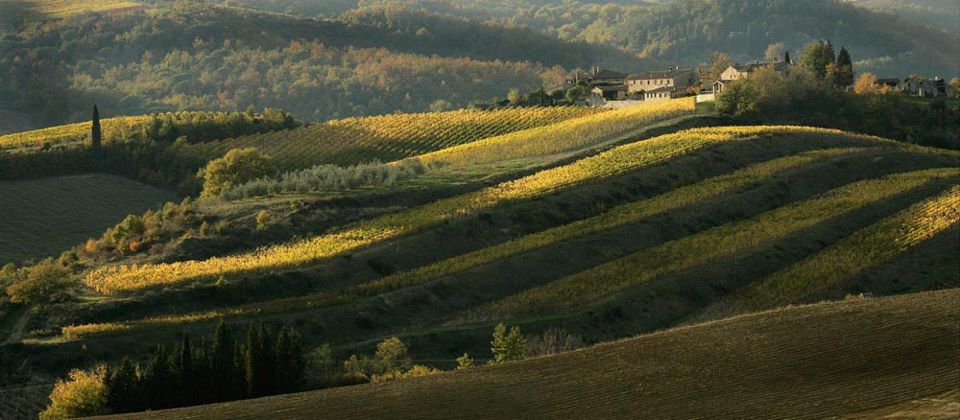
174,106 -> 603,169
107,289 -> 960,420
0,174 -> 177,264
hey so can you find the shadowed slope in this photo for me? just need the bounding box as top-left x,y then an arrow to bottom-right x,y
107,289 -> 960,420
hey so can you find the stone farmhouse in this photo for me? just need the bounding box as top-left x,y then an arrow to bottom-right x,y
575,66 -> 697,107
713,62 -> 792,94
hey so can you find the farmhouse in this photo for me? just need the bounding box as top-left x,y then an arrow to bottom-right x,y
903,75 -> 947,97
570,67 -> 627,87
626,68 -> 697,95
590,85 -> 627,104
713,62 -> 792,93
720,62 -> 791,82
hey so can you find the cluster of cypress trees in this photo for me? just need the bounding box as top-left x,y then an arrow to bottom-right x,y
102,321 -> 303,414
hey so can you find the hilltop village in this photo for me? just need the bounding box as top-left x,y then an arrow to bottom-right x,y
563,61 -> 952,108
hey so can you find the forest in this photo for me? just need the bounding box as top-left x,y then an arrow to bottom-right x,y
0,1 -> 646,125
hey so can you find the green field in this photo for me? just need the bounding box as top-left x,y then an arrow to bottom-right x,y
0,174 -> 177,264
107,289 -> 960,419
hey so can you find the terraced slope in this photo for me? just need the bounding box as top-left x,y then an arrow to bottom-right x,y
0,174 -> 176,264
60,126 -> 958,346
173,106 -> 606,169
109,289 -> 960,420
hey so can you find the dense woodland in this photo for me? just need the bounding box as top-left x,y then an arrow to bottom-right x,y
0,1 -> 646,125
223,0 -> 960,76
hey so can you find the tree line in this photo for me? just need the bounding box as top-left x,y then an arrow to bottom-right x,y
41,321 -> 304,418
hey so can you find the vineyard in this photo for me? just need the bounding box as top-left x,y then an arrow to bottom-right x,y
174,106 -> 603,169
0,110 -> 294,153
0,116 -> 151,152
724,185 -> 960,312
472,167 -> 958,319
82,125 -> 874,295
0,174 -> 177,264
418,98 -> 697,167
9,115 -> 960,420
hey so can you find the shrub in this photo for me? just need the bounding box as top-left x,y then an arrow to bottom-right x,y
200,148 -> 275,198
525,328 -> 585,357
456,353 -> 474,369
6,259 -> 72,305
40,367 -> 109,419
375,337 -> 412,372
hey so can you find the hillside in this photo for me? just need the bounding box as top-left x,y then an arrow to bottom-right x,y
108,289 -> 960,419
0,1 -> 649,126
9,120 -> 953,380
237,0 -> 960,78
0,174 -> 177,265
845,0 -> 960,32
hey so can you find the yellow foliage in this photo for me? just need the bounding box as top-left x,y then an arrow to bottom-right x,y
40,367 -> 108,420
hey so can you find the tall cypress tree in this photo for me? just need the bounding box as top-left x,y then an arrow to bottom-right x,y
835,47 -> 854,86
784,51 -> 791,64
245,323 -> 269,397
211,320 -> 236,402
91,105 -> 102,149
105,357 -> 140,413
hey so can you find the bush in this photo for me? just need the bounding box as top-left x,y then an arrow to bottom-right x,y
200,148 -> 275,198
40,367 -> 109,419
375,337 -> 412,372
220,159 -> 425,201
525,328 -> 584,357
5,259 -> 72,305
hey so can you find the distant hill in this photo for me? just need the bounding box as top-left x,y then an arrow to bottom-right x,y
107,289 -> 960,419
601,0 -> 960,78
0,1 -> 649,125
299,0 -> 960,78
844,0 -> 960,33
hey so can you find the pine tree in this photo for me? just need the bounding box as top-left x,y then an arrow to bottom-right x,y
490,323 -> 526,364
91,105 -> 102,149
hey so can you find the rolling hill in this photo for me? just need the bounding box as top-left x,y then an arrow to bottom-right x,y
21,119 -> 953,376
106,289 -> 960,419
0,174 -> 177,265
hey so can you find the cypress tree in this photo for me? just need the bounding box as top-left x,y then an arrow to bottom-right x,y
245,323 -> 272,397
211,320 -> 236,402
105,357 -> 140,413
835,47 -> 854,86
784,50 -> 791,64
91,105 -> 102,149
143,345 -> 171,409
